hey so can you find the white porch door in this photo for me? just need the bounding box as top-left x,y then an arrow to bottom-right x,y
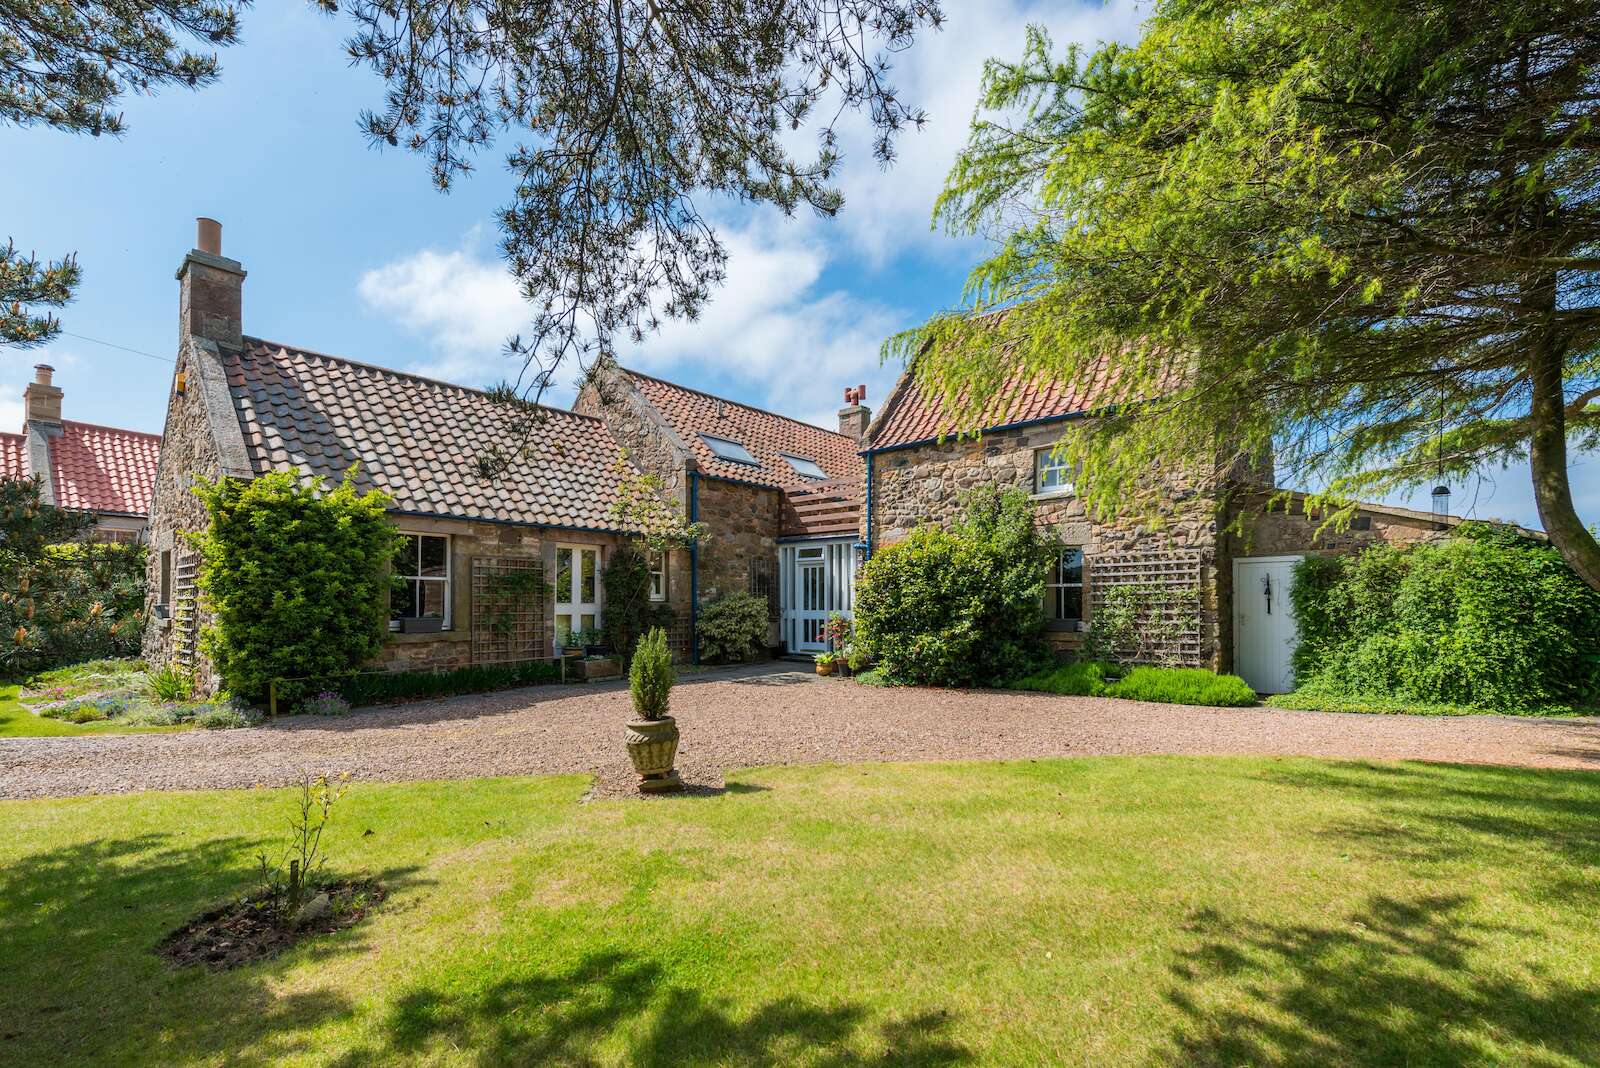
1233,556 -> 1303,694
779,540 -> 855,652
554,544 -> 601,649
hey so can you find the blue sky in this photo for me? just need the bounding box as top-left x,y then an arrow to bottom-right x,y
3,0 -> 1591,531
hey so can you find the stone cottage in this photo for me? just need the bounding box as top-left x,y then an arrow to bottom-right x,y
143,220 -> 873,687
861,343 -> 1475,693
0,364 -> 161,542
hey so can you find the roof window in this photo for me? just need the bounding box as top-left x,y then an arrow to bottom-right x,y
699,433 -> 760,466
780,453 -> 827,479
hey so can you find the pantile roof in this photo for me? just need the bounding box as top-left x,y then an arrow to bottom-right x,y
621,369 -> 864,487
0,423 -> 159,516
223,339 -> 636,530
49,421 -> 162,515
867,320 -> 1152,450
0,431 -> 24,481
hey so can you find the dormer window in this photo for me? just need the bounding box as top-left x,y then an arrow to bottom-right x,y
700,433 -> 760,466
780,453 -> 827,480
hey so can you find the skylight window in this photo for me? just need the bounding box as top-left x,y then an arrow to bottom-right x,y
781,453 -> 827,479
699,433 -> 760,466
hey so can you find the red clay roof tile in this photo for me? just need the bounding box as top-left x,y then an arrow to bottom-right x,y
622,369 -> 864,488
48,421 -> 161,515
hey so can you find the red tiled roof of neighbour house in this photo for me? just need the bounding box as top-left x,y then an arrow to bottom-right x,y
0,431 -> 26,481
222,338 -> 639,530
620,368 -> 865,488
868,320 -> 1162,450
48,421 -> 162,515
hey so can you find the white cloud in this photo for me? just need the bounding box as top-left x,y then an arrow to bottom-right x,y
361,220 -> 909,428
356,232 -> 529,386
813,0 -> 1148,265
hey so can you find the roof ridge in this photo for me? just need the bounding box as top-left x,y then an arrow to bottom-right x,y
618,365 -> 854,443
58,419 -> 163,441
243,336 -> 604,424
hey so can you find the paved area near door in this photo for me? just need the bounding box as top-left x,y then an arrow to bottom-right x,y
3,663 -> 1599,800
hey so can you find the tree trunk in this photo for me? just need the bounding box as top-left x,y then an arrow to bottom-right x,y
1528,336 -> 1600,592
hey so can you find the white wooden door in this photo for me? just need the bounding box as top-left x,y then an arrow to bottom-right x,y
779,540 -> 855,652
1233,556 -> 1303,694
554,544 -> 601,649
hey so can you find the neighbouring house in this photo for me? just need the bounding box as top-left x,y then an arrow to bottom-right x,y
143,219 -> 873,689
0,363 -> 161,542
861,339 -> 1480,694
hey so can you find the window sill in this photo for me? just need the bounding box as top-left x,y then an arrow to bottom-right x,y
1045,619 -> 1086,633
387,628 -> 467,644
1031,489 -> 1077,502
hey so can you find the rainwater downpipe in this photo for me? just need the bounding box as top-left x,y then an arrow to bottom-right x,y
689,470 -> 701,664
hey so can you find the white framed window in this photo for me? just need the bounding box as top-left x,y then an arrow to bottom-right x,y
391,532 -> 451,629
699,432 -> 760,467
1047,547 -> 1085,624
554,544 -> 602,648
649,550 -> 668,601
780,453 -> 827,480
1034,446 -> 1074,496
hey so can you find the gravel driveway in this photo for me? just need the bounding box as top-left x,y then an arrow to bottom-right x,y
4,663 -> 1599,801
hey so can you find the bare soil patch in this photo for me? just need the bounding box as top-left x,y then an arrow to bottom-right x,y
157,879 -> 385,971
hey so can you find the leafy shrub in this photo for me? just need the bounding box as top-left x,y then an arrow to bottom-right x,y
1006,661 -> 1109,695
855,487 -> 1052,687
191,470 -> 402,703
336,660 -> 562,707
195,704 -> 256,730
696,591 -> 769,663
297,690 -> 351,717
67,704 -> 108,723
1288,526 -> 1600,711
1102,666 -> 1257,707
146,665 -> 194,703
0,475 -> 146,677
602,544 -> 676,660
37,691 -> 135,720
854,668 -> 890,687
629,626 -> 675,720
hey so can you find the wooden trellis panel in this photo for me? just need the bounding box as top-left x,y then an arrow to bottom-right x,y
1088,551 -> 1204,666
172,557 -> 200,670
470,556 -> 548,666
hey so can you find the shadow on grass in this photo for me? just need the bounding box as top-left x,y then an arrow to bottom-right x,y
0,831 -> 425,1067
331,949 -> 969,1067
1164,893 -> 1600,1066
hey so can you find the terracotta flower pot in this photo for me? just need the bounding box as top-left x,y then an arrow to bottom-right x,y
625,715 -> 682,792
816,662 -> 835,676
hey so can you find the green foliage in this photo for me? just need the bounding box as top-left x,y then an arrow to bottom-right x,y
0,241 -> 79,348
257,773 -> 349,923
855,487 -> 1052,687
336,660 -> 562,708
145,665 -> 193,703
1267,690 -> 1577,719
1287,528 -> 1600,711
194,704 -> 257,730
1006,661 -> 1108,696
297,690 -> 351,717
853,668 -> 890,687
628,627 -> 675,721
1005,661 -> 1255,706
905,1 -> 1600,586
602,543 -> 676,661
1085,582 -> 1201,667
1103,667 -> 1257,708
696,591 -> 769,663
606,453 -> 708,553
190,470 -> 402,703
0,477 -> 145,678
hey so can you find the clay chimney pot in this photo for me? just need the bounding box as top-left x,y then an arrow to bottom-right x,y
196,217 -> 222,255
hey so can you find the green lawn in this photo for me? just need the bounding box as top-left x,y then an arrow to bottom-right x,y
3,757 -> 1599,1066
0,683 -> 185,736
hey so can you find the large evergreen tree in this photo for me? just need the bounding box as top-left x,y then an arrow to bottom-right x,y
902,1 -> 1600,590
1,1 -> 247,349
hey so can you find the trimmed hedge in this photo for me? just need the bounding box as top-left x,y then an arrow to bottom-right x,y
335,660 -> 563,708
1006,662 -> 1256,706
1288,525 -> 1600,712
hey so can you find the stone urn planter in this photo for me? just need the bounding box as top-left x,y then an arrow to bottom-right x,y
625,716 -> 681,793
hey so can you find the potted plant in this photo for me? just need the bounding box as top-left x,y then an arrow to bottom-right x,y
578,626 -> 608,656
624,627 -> 681,792
557,625 -> 583,658
814,651 -> 839,676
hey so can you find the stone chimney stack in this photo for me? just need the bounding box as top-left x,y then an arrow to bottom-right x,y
838,384 -> 870,441
23,363 -> 63,426
176,216 -> 246,349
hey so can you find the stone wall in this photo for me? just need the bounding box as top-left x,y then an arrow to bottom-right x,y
868,421 -> 1227,665
695,475 -> 782,644
141,349 -> 225,692
574,365 -> 691,507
